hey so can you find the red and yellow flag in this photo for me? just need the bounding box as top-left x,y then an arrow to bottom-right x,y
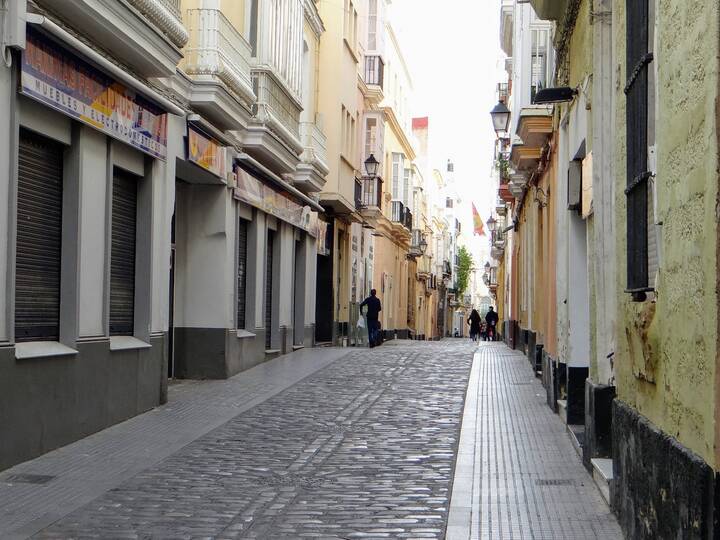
472,203 -> 486,236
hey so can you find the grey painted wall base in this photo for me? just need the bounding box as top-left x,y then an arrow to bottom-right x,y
303,324 -> 315,347
174,327 -> 273,380
612,399 -> 715,539
583,380 -> 615,471
0,335 -> 165,472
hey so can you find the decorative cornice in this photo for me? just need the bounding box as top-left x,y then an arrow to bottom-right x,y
126,0 -> 189,48
303,0 -> 325,38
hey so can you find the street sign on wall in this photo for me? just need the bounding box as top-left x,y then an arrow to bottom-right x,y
20,29 -> 168,160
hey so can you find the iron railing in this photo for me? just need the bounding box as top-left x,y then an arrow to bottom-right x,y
391,200 -> 405,223
365,55 -> 384,88
403,207 -> 413,230
359,177 -> 383,209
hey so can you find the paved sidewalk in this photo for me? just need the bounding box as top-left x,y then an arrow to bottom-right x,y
448,343 -> 622,539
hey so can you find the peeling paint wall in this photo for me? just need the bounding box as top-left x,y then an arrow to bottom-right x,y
613,0 -> 720,467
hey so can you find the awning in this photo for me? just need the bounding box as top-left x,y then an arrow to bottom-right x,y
236,153 -> 324,213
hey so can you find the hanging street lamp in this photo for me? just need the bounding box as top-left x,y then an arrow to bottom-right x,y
490,101 -> 511,136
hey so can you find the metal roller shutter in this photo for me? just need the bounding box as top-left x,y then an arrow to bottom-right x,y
110,170 -> 137,336
15,129 -> 64,342
237,218 -> 248,329
265,230 -> 274,348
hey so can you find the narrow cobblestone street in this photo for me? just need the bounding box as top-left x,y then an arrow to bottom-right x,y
0,341 -> 621,539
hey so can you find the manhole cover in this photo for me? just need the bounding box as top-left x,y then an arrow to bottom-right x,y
535,479 -> 574,486
4,473 -> 56,485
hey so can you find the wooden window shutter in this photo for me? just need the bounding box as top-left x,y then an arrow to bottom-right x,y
625,0 -> 653,297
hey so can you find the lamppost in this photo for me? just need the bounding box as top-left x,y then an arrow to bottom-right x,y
419,235 -> 428,255
490,101 -> 511,137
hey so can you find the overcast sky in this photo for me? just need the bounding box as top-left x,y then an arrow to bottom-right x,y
393,0 -> 505,261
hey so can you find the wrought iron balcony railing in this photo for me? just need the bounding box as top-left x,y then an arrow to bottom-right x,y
359,177 -> 383,209
391,201 -> 405,223
184,9 -> 254,103
365,55 -> 385,88
403,207 -> 413,230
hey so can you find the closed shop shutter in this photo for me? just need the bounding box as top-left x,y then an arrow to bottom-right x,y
265,230 -> 274,348
110,169 -> 137,336
237,218 -> 248,329
15,129 -> 64,342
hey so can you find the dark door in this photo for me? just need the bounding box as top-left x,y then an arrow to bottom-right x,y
168,210 -> 176,377
15,129 -> 63,342
110,169 -> 138,336
265,230 -> 274,349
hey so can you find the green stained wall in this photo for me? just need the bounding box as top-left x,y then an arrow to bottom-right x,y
613,0 -> 720,467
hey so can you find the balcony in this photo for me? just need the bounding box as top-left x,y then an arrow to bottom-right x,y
359,177 -> 383,209
128,0 -> 188,47
365,55 -> 385,87
38,0 -> 187,77
405,208 -> 413,229
363,55 -> 385,104
354,180 -> 363,210
244,70 -> 304,170
391,201 -> 411,230
443,260 -> 452,277
183,8 -> 255,127
296,121 -> 330,192
410,229 -> 426,257
529,0 -> 569,22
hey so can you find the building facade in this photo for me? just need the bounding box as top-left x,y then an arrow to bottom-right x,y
0,0 -> 328,471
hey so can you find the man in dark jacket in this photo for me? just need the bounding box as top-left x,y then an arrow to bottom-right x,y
360,289 -> 382,347
485,306 -> 499,341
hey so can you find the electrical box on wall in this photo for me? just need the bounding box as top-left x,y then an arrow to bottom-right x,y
4,0 -> 27,50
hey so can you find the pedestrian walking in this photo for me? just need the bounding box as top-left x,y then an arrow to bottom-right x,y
485,306 -> 499,341
468,309 -> 481,342
360,289 -> 382,348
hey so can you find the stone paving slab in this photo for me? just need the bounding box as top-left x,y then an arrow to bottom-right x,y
26,340 -> 476,539
0,347 -> 351,539
448,343 -> 622,540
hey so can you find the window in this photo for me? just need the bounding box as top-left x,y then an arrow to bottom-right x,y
403,168 -> 410,206
391,153 -> 404,200
110,169 -> 138,336
15,129 -> 64,342
344,0 -> 357,48
341,106 -> 356,161
365,117 -> 377,160
625,0 -> 654,298
368,0 -> 377,50
530,28 -> 549,101
237,218 -> 249,329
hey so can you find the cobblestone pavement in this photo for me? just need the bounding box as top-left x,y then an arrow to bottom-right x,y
448,343 -> 622,540
33,340 -> 475,539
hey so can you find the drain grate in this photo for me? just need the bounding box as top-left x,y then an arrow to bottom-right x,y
535,478 -> 574,486
250,473 -> 333,490
4,473 -> 56,485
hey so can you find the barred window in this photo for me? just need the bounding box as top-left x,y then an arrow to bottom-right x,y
625,0 -> 654,300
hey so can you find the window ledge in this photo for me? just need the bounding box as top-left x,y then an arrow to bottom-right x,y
109,336 -> 152,351
236,329 -> 256,339
15,341 -> 78,360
